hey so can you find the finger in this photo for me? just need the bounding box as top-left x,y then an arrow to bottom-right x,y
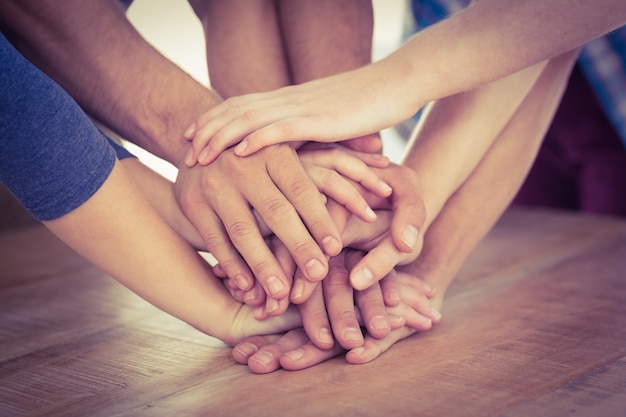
354,282 -> 391,340
297,284 -> 334,350
233,116 -> 327,157
243,281 -> 266,307
349,237 -> 406,290
280,342 -> 346,371
209,186 -> 292,299
300,147 -> 392,196
346,326 -> 417,364
190,95 -> 273,165
263,147 -> 342,267
341,133 -> 383,154
379,269 -> 402,307
290,270 -> 320,304
232,334 -> 282,364
323,252 -> 364,350
343,250 -> 391,339
181,199 -> 255,291
306,165 -> 377,223
386,301 -> 434,331
263,238 -> 297,317
375,165 -> 426,253
246,328 -> 313,374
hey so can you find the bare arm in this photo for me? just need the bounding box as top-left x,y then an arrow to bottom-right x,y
0,0 -> 221,164
184,0 -> 625,157
45,160 -> 300,346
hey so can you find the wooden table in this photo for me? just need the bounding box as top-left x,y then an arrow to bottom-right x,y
1,208 -> 625,417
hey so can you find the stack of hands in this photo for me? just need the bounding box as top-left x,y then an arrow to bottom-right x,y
181,137 -> 443,373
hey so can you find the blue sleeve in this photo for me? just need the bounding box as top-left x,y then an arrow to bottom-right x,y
0,33 -> 117,221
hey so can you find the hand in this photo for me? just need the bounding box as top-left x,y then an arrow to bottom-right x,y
175,144 -> 343,301
210,145 -> 394,310
296,250 -> 405,351
183,60 -> 415,165
231,267 -> 442,373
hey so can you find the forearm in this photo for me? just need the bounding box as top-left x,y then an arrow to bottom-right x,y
44,161 -> 301,344
277,0 -> 374,83
194,0 -> 290,96
403,61 -> 549,229
396,0 -> 626,110
120,158 -> 204,250
401,51 -> 579,303
44,161 -> 236,338
0,0 -> 221,164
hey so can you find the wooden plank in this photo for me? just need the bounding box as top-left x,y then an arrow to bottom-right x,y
500,357 -> 626,417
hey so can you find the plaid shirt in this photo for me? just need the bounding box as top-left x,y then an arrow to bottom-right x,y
410,0 -> 626,149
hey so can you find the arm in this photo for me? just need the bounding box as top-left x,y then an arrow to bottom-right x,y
0,0 -> 346,296
184,0 -> 626,158
229,49 -> 580,371
45,160 -> 301,345
0,34 -> 299,345
187,0 -> 385,298
0,0 -> 219,164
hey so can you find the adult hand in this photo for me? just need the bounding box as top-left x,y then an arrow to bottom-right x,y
183,60 -> 416,165
232,267 -> 442,374
174,144 -> 343,301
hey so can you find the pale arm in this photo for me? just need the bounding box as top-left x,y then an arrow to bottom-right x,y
185,0 -> 625,157
45,160 -> 300,346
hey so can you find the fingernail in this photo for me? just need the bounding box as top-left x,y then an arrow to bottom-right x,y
401,225 -> 419,250
198,147 -> 210,164
184,123 -> 196,138
266,298 -> 280,313
365,206 -> 377,220
291,280 -> 304,301
322,236 -> 341,256
431,307 -> 442,321
234,139 -> 248,155
284,348 -> 305,362
318,327 -> 333,345
350,346 -> 365,356
184,147 -> 195,167
305,259 -> 326,281
371,315 -> 389,330
380,181 -> 392,194
234,274 -> 249,290
250,351 -> 274,368
351,266 -> 374,289
253,306 -> 266,320
244,291 -> 259,304
387,288 -> 401,305
343,327 -> 362,342
235,342 -> 258,358
266,275 -> 285,297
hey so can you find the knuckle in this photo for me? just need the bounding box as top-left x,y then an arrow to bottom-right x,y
227,220 -> 257,245
273,120 -> 295,138
289,239 -> 317,259
261,197 -> 293,222
201,230 -> 227,252
242,108 -> 261,124
287,178 -> 317,201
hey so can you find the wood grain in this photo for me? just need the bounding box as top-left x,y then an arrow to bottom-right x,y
1,208 -> 625,417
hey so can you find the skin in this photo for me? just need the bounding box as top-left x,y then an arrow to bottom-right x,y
45,160 -> 301,347
232,50 -> 580,372
0,0 -> 359,302
184,0 -> 626,158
